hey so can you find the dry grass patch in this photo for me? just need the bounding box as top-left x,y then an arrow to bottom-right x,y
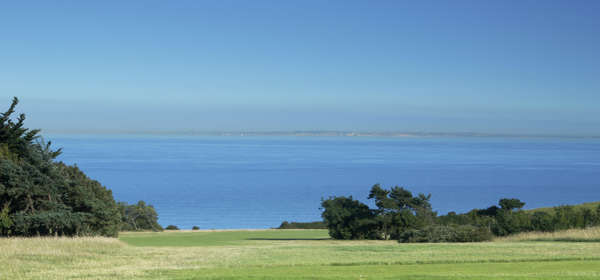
496,227 -> 600,242
0,236 -> 247,280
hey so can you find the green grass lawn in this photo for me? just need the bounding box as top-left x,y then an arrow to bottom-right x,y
119,229 -> 330,246
155,261 -> 600,280
3,229 -> 600,279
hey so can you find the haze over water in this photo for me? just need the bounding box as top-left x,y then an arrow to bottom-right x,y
52,134 -> 600,229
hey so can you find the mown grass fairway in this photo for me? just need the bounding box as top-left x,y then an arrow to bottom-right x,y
3,229 -> 600,279
119,229 -> 330,247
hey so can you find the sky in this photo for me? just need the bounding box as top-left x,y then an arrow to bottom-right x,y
1,1 -> 599,135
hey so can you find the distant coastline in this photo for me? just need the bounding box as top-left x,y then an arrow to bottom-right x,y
44,129 -> 600,139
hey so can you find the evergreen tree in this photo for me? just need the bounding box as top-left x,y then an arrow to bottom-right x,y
368,184 -> 434,239
0,97 -> 121,237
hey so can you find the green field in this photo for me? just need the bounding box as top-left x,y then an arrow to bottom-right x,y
3,229 -> 600,279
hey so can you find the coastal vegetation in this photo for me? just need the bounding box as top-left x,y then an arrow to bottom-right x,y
0,97 -> 160,237
321,184 -> 600,242
277,220 -> 327,229
118,201 -> 163,232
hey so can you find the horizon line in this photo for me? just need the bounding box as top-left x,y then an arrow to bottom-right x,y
41,129 -> 600,139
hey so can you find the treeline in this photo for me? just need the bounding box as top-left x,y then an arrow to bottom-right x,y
438,201 -> 600,236
0,97 -> 161,237
321,184 -> 600,242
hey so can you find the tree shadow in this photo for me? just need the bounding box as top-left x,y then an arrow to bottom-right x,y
246,238 -> 331,241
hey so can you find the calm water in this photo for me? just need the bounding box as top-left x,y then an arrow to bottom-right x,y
50,135 -> 600,229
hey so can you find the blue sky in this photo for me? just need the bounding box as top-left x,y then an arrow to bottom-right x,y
1,1 -> 599,135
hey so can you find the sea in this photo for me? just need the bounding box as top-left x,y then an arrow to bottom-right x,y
49,135 -> 600,229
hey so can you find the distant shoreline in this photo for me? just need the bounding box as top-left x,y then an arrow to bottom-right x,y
43,130 -> 600,139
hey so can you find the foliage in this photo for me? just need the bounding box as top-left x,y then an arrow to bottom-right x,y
367,184 -> 434,239
165,225 -> 179,230
323,184 -> 600,242
118,201 -> 162,231
399,224 -> 493,243
530,211 -> 554,232
192,226 -> 200,230
320,196 -> 377,239
0,202 -> 13,235
499,198 -> 526,211
438,200 -> 600,238
492,209 -> 532,236
321,185 -> 435,240
278,221 -> 326,229
0,97 -> 121,237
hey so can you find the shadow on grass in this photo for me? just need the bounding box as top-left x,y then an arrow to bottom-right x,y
526,238 -> 600,242
246,238 -> 331,241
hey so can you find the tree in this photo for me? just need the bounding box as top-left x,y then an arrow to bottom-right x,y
368,184 -> 434,239
118,201 -> 162,231
368,184 -> 394,239
531,211 -> 554,232
0,97 -> 121,237
321,196 -> 377,239
499,198 -> 525,211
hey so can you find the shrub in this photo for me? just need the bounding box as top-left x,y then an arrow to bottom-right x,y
553,206 -> 578,230
192,226 -> 200,230
531,211 -> 554,232
399,225 -> 492,243
0,203 -> 13,236
278,221 -> 326,229
492,210 -> 532,236
165,225 -> 179,230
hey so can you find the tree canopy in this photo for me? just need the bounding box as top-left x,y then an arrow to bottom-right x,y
0,97 -> 121,236
118,201 -> 163,231
321,185 -> 435,240
321,184 -> 600,242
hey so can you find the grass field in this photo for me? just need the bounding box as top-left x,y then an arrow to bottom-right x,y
3,229 -> 600,279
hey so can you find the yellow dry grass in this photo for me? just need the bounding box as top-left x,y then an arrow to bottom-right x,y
0,236 -> 245,279
495,227 -> 600,242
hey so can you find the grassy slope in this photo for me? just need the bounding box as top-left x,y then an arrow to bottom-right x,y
526,201 -> 600,213
3,230 -> 600,279
496,226 -> 600,242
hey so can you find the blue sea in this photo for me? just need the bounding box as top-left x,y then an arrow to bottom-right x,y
49,135 -> 600,229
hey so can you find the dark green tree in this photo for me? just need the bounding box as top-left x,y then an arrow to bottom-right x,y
321,196 -> 377,239
0,97 -> 121,237
499,198 -> 525,211
531,211 -> 554,232
368,184 -> 434,239
118,201 -> 162,231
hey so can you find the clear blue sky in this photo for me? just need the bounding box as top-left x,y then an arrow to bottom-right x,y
1,1 -> 599,135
